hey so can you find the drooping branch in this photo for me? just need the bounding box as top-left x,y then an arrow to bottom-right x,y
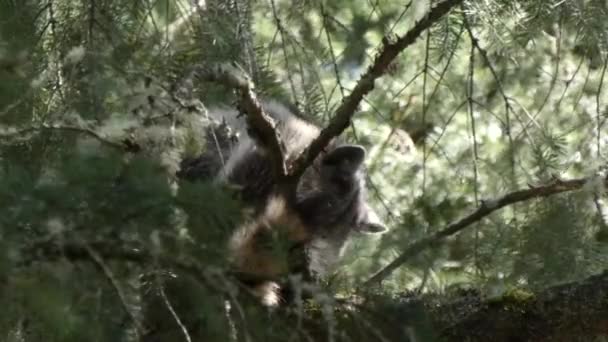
288,0 -> 465,180
364,175 -> 608,286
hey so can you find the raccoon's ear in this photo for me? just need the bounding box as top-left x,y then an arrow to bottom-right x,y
322,145 -> 366,173
355,207 -> 388,234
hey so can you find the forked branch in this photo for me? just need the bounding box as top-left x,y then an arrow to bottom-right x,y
288,0 -> 465,179
196,0 -> 464,183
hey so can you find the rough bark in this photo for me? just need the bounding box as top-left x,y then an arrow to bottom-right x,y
439,271 -> 608,341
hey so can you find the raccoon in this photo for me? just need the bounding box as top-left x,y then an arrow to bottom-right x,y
178,100 -> 387,305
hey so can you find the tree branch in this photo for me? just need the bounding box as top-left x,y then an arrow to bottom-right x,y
364,175 -> 608,286
23,239 -> 215,287
440,270 -> 608,341
22,238 -> 276,299
331,270 -> 608,341
158,282 -> 193,342
0,123 -> 136,152
196,63 -> 288,179
288,0 -> 464,180
82,242 -> 146,336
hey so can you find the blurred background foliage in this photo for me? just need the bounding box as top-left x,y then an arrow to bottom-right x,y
1,0 -> 607,341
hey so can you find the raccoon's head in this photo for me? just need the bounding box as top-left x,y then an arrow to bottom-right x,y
228,143 -> 387,305
294,143 -> 388,277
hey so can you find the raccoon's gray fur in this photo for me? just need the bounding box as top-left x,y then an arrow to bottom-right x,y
178,100 -> 387,305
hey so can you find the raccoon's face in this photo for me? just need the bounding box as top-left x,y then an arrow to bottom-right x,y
293,144 -> 387,277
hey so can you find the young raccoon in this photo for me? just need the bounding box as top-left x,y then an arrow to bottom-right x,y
179,100 -> 387,305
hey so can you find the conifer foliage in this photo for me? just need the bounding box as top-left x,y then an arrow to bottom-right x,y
1,0 -> 608,341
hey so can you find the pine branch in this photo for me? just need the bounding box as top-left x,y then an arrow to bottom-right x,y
22,238 -> 274,299
364,174 -> 608,286
22,239 -> 207,284
288,0 -> 465,180
0,124 -> 135,151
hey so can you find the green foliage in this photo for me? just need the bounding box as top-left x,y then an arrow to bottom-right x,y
1,0 -> 608,340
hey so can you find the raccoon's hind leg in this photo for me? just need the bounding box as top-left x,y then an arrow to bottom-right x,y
228,195 -> 311,306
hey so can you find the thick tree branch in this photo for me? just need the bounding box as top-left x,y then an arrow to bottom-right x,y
440,270 -> 608,341
288,0 -> 464,179
364,175 -> 608,286
330,270 -> 608,341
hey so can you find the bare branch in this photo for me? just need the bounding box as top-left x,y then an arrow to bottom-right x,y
158,282 -> 193,342
364,175 -> 608,286
288,0 -> 464,180
596,56 -> 607,157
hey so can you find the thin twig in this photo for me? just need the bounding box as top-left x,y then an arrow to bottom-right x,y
83,242 -> 145,336
421,29 -> 431,194
158,282 -> 192,342
462,13 -> 517,184
269,0 -> 298,104
321,4 -> 345,98
534,18 -> 562,117
465,22 -> 482,272
596,56 -> 607,158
